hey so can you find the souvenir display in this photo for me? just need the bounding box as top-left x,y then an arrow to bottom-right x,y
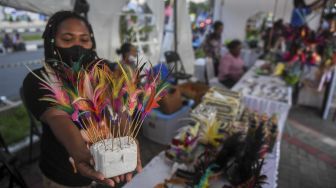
158,87 -> 279,187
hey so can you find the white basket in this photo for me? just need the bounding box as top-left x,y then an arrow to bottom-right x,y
90,137 -> 137,178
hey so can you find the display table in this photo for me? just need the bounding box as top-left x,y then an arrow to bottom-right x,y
231,60 -> 292,188
124,60 -> 292,188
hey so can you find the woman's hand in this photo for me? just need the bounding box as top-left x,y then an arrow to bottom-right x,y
41,110 -> 115,186
79,130 -> 143,186
125,139 -> 143,182
75,155 -> 117,187
107,139 -> 143,184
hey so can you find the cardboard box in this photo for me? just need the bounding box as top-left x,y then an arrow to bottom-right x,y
177,82 -> 209,104
159,87 -> 183,114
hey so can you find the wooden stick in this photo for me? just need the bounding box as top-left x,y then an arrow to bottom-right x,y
127,109 -> 141,143
129,110 -> 142,139
133,117 -> 147,139
79,118 -> 94,143
80,121 -> 94,144
117,118 -> 122,149
112,122 -> 115,151
89,117 -> 104,144
82,118 -> 96,143
108,118 -> 112,150
128,109 -> 140,137
132,113 -> 147,138
123,114 -> 131,137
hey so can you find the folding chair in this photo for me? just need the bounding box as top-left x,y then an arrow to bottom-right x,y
0,152 -> 28,188
19,87 -> 41,162
0,133 -> 28,188
164,51 -> 192,84
0,132 -> 10,154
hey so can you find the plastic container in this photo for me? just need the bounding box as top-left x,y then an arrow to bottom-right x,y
142,100 -> 194,145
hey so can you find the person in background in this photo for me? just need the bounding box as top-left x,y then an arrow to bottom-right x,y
13,32 -> 26,51
116,43 -> 138,68
290,0 -> 325,28
218,39 -> 245,88
262,19 -> 286,54
2,33 -> 13,52
23,11 -> 141,188
202,21 -> 224,76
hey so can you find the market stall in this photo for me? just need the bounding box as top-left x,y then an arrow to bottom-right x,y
124,72 -> 292,188
231,60 -> 293,188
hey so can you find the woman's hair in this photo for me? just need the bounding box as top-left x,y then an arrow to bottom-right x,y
116,43 -> 133,58
42,11 -> 96,61
213,21 -> 223,31
227,39 -> 242,51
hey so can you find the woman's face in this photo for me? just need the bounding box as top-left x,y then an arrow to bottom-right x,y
130,46 -> 138,57
55,18 -> 93,49
231,44 -> 242,57
215,25 -> 223,35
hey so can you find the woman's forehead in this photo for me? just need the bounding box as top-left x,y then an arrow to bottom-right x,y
57,18 -> 90,34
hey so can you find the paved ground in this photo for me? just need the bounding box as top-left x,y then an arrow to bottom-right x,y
278,106 -> 336,188
0,50 -> 43,100
1,105 -> 336,188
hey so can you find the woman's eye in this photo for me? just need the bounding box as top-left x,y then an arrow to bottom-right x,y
62,37 -> 72,42
81,38 -> 90,43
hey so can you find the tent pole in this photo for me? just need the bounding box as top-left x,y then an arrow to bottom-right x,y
318,0 -> 328,30
173,0 -> 178,52
267,0 -> 279,50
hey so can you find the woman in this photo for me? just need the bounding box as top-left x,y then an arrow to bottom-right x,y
23,11 -> 141,187
202,21 -> 224,76
218,40 -> 245,88
116,43 -> 137,68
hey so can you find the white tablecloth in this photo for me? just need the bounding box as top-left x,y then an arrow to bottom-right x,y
124,60 -> 292,188
232,60 -> 292,106
231,60 -> 292,188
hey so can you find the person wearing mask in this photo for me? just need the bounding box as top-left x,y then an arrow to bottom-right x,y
202,21 -> 224,76
218,39 -> 245,88
116,43 -> 138,68
22,11 -> 142,188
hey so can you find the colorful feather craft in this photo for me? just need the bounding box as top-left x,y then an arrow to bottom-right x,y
195,114 -> 226,148
38,64 -> 75,117
31,58 -> 168,146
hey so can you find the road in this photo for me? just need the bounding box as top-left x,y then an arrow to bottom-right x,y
0,50 -> 43,100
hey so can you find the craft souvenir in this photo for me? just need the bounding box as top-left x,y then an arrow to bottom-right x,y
29,58 -> 168,178
267,114 -> 278,152
165,123 -> 200,163
202,88 -> 241,121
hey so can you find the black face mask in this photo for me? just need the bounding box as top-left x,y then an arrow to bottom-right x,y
56,45 -> 97,67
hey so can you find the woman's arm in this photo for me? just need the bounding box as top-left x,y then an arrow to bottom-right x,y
40,108 -> 116,187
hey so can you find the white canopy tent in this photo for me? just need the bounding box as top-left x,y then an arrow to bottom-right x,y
0,0 -> 195,74
213,0 -> 322,41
